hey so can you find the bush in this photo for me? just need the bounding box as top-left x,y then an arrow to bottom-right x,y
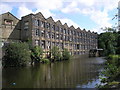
31,46 -> 43,63
108,55 -> 119,60
98,55 -> 120,88
50,46 -> 62,61
41,58 -> 50,64
3,42 -> 31,67
107,55 -> 120,66
62,48 -> 71,60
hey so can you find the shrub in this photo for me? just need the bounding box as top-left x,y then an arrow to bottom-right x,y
50,46 -> 62,61
107,55 -> 120,66
108,55 -> 119,60
62,48 -> 71,60
41,58 -> 50,64
31,46 -> 43,63
3,42 -> 31,67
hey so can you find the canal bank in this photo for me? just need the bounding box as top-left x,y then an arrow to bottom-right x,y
2,55 -> 105,88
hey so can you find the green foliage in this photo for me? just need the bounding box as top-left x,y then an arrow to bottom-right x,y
50,46 -> 62,61
62,48 -> 71,60
107,55 -> 120,67
41,58 -> 50,64
31,46 -> 43,63
3,42 -> 31,67
107,55 -> 120,60
102,63 -> 120,82
116,31 -> 120,54
98,55 -> 120,88
98,28 -> 119,56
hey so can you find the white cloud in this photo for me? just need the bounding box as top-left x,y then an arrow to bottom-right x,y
0,3 -> 12,14
61,1 -> 80,13
1,0 -> 119,33
17,5 -> 33,19
78,0 -> 95,6
91,10 -> 112,27
16,0 -> 63,19
61,0 -> 119,32
35,9 -> 55,18
36,0 -> 63,10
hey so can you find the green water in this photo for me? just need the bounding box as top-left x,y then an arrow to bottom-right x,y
2,55 -> 105,88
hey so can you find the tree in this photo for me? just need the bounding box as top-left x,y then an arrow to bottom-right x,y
50,46 -> 62,61
116,31 -> 120,54
98,28 -> 116,56
31,46 -> 43,63
3,42 -> 31,67
62,48 -> 71,60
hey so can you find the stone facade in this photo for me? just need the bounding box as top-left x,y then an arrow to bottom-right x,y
0,12 -> 98,56
21,12 -> 98,55
0,12 -> 21,42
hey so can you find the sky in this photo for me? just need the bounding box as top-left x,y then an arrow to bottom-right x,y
0,0 -> 119,33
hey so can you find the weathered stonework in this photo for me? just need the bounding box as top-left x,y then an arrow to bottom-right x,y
0,12 -> 98,56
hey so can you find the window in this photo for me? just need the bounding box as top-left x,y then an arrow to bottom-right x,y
56,26 -> 59,31
60,28 -> 63,33
56,34 -> 59,39
63,29 -> 66,34
4,19 -> 13,25
68,30 -> 69,35
35,29 -> 39,36
52,25 -> 55,30
69,30 -> 72,35
34,19 -> 40,26
66,29 -> 68,34
60,34 -> 63,40
46,32 -> 51,38
41,30 -> 45,37
69,37 -> 72,41
46,23 -> 50,29
63,35 -> 65,40
41,40 -> 45,49
51,33 -> 55,39
52,42 -> 55,46
35,40 -> 39,46
65,43 -> 68,47
77,32 -> 79,37
25,21 -> 29,25
74,31 -> 76,36
47,41 -> 51,49
62,43 -> 64,49
56,42 -> 59,46
65,36 -> 68,41
41,21 -> 45,28
24,21 -> 29,29
37,20 -> 40,26
77,44 -> 79,49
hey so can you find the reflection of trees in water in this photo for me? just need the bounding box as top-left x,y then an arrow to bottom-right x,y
2,55 -> 104,88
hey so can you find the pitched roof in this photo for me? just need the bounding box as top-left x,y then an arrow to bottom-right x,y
77,27 -> 81,31
83,29 -> 87,32
69,25 -> 75,30
35,12 -> 46,20
1,12 -> 19,20
64,23 -> 68,28
47,16 -> 55,23
56,20 -> 62,25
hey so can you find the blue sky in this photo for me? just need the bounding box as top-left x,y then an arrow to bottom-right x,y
0,0 -> 119,33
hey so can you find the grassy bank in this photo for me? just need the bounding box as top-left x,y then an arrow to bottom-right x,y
97,55 -> 120,88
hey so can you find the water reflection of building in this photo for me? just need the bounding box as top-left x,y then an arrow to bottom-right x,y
2,55 -> 102,88
0,12 -> 98,55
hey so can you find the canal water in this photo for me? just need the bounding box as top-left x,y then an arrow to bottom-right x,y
2,55 -> 105,88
